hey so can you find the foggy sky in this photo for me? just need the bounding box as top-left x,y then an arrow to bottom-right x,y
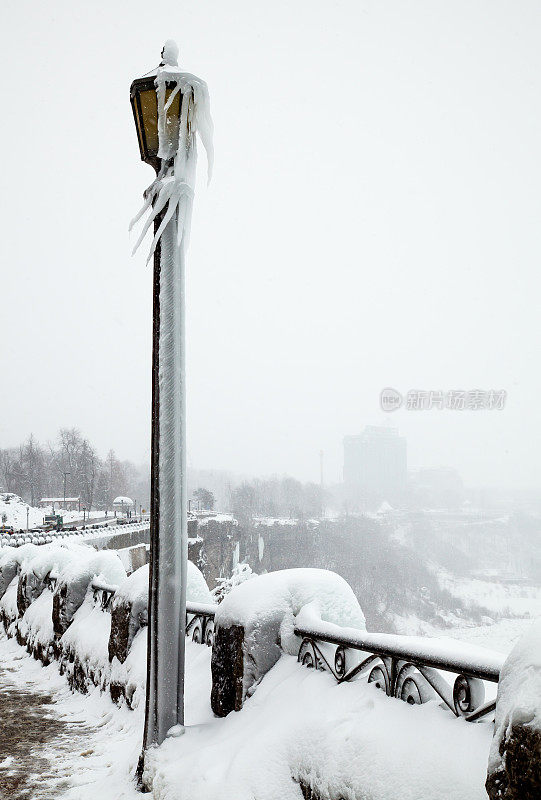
1,1 -> 540,489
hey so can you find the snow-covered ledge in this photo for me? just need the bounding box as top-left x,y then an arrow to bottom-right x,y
210,568 -> 365,716
486,619 -> 541,799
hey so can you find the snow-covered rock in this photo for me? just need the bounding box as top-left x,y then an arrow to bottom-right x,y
53,549 -> 126,636
0,543 -> 39,600
17,543 -> 89,616
486,618 -> 541,799
211,568 -> 365,715
109,559 -> 211,703
60,591 -> 113,693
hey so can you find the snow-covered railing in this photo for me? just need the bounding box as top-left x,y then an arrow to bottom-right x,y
295,620 -> 504,723
80,574 -> 217,645
185,601 -> 217,646
44,568 -> 217,646
0,521 -> 151,549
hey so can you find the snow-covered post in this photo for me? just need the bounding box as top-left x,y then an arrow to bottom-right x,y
129,41 -> 213,757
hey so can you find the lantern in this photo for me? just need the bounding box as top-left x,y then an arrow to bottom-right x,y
130,74 -> 183,172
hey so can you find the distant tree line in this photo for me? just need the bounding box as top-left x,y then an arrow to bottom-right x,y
0,429 -> 149,511
230,476 -> 324,522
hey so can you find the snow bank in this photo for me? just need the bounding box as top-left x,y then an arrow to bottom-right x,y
18,542 -> 90,613
487,618 -> 541,798
110,559 -> 211,696
113,559 -> 210,611
147,652 -> 493,800
212,569 -> 364,714
20,588 -> 55,661
61,592 -> 113,692
187,560 -> 213,604
216,567 -> 365,656
110,626 -> 148,709
53,549 -> 126,635
0,576 -> 19,629
0,543 -> 39,600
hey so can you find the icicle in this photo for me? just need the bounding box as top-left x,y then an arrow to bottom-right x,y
130,41 -> 213,262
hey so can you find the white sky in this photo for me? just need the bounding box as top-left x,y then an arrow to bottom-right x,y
1,1 -> 540,489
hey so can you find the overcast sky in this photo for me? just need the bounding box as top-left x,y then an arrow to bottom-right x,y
1,1 -> 540,489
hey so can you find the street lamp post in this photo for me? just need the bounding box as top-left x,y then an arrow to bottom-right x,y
130,42 -> 212,766
62,471 -> 71,508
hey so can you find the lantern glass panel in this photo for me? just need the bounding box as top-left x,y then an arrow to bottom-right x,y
131,80 -> 182,168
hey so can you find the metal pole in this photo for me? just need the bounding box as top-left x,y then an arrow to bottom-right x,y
143,198 -> 187,751
62,471 -> 71,507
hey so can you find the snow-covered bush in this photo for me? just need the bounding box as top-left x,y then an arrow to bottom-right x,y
487,618 -> 541,799
211,568 -> 365,716
212,562 -> 254,603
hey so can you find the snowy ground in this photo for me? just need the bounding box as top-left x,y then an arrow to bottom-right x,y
0,494 -> 104,531
0,624 -> 509,800
0,633 -> 143,800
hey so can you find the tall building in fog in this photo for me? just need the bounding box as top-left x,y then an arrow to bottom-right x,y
343,426 -> 407,504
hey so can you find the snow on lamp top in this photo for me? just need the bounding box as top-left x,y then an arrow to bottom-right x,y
161,40 -> 179,67
130,41 -> 214,262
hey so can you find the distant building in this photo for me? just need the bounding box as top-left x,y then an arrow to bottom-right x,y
343,426 -> 407,504
39,497 -> 80,511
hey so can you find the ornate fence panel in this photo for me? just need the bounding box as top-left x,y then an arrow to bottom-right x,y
295,621 -> 503,722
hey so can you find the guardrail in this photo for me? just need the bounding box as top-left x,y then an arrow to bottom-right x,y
45,569 -> 218,645
42,564 -> 503,722
295,621 -> 504,722
0,521 -> 151,549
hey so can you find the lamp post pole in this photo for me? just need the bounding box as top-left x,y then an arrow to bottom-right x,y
143,189 -> 188,750
130,42 -> 211,774
62,471 -> 70,508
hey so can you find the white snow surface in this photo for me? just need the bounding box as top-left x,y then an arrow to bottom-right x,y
20,587 -> 55,651
20,542 -> 90,582
216,568 -> 365,655
489,617 -> 541,774
61,592 -> 112,688
0,628 -> 496,800
57,548 -> 126,590
146,651 -> 493,800
0,576 -> 19,623
0,492 -> 103,529
114,560 -> 211,606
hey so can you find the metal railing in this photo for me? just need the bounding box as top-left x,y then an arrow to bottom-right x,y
0,521 -> 151,549
295,621 -> 504,722
42,566 -> 502,722
45,570 -> 218,645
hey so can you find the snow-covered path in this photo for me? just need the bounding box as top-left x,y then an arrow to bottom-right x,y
0,635 -> 143,800
0,623 -> 517,800
0,660 -> 91,799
